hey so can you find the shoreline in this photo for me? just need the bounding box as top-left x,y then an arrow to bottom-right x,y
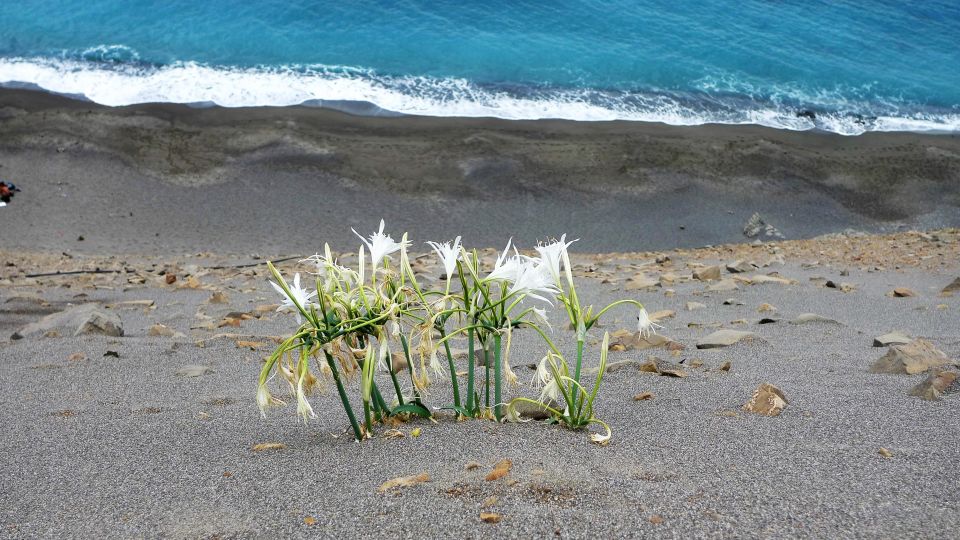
1,87 -> 959,255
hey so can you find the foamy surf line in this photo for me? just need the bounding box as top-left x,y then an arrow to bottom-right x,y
1,57 -> 958,136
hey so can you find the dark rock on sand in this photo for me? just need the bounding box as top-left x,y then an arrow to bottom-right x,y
696,329 -> 758,349
891,287 -> 916,298
873,331 -> 912,347
942,277 -> 960,295
907,369 -> 959,401
726,260 -> 756,273
869,339 -> 952,375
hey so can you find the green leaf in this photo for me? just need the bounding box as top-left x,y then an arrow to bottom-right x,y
392,403 -> 432,418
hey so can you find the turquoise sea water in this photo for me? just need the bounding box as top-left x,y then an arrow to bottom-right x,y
1,0 -> 958,134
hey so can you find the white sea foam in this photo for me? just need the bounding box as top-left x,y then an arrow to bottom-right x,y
1,56 -> 958,136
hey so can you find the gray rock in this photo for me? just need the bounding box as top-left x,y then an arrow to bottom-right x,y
743,213 -> 784,240
696,329 -> 758,349
790,313 -> 842,325
706,279 -> 738,292
176,365 -> 214,377
12,303 -> 121,340
686,301 -> 706,311
74,310 -> 124,337
726,260 -> 756,273
693,266 -> 722,281
873,331 -> 912,347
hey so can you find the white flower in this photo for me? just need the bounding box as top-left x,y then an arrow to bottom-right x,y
637,308 -> 663,338
352,219 -> 409,269
270,272 -> 316,323
508,259 -> 560,304
256,384 -> 285,417
535,234 -> 577,285
426,236 -> 462,280
532,306 -> 552,332
485,238 -> 520,282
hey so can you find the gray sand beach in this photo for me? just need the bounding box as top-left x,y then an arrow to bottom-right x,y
1,88 -> 959,538
1,232 -> 959,538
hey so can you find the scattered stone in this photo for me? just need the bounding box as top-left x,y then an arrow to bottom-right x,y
74,310 -> 124,337
686,301 -> 706,311
148,324 -> 178,337
165,274 -> 177,285
625,274 -> 659,290
480,512 -> 502,524
706,279 -> 738,292
208,291 -> 230,304
757,303 -> 777,313
908,369 -> 959,401
11,303 -> 102,340
639,357 -> 687,378
873,331 -> 912,347
890,287 -> 916,298
825,280 -> 855,292
722,298 -> 744,306
176,365 -> 214,377
878,448 -> 893,459
649,310 -> 676,321
742,383 -> 788,416
512,400 -> 553,420
941,277 -> 960,296
110,299 -> 155,309
696,329 -> 758,349
67,352 -> 86,362
633,392 -> 654,401
608,330 -> 676,352
790,313 -> 841,325
648,515 -> 665,525
743,213 -> 783,240
693,266 -> 722,281
869,339 -> 951,375
719,361 -> 732,372
744,274 -> 793,285
465,461 -> 481,471
726,260 -> 755,273
758,318 -> 779,324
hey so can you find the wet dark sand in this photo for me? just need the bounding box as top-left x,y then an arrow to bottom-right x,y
1,88 -> 958,255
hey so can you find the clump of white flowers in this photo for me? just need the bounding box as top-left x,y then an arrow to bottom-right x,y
259,222 -> 653,443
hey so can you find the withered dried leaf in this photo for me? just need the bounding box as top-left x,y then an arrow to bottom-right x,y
377,472 -> 431,493
485,459 -> 513,481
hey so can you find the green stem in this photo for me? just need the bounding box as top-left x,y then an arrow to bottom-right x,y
388,358 -> 404,407
572,338 -> 584,410
493,332 -> 503,421
363,400 -> 372,434
323,351 -> 362,441
484,343 -> 490,409
371,381 -> 388,421
438,325 -> 461,408
399,333 -> 422,404
466,326 -> 476,413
